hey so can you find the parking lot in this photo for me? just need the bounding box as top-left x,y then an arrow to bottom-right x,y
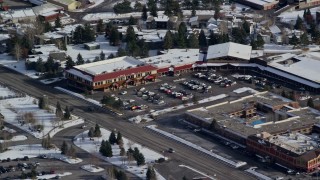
88,71 -> 263,117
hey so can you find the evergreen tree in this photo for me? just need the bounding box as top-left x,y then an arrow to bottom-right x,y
177,22 -> 187,48
68,145 -> 76,157
307,98 -> 315,108
250,39 -> 258,50
232,27 -> 247,44
44,21 -> 52,33
117,47 -> 127,56
188,33 -> 199,48
134,1 -> 143,11
110,27 -> 120,46
88,127 -> 94,138
136,153 -> 145,166
289,34 -> 299,45
94,124 -> 101,137
41,135 -> 51,149
55,101 -> 63,119
96,19 -> 105,33
54,16 -> 62,28
209,32 -> 219,45
120,147 -> 126,156
242,21 -> 251,35
64,106 -> 71,120
146,166 -> 157,180
294,16 -> 304,30
256,34 -> 265,48
128,16 -> 136,25
198,29 -> 207,49
126,26 -> 136,43
142,5 -> 148,21
73,25 -> 84,44
113,0 -> 132,14
109,130 -> 117,144
99,140 -> 107,155
300,32 -> 309,46
115,170 -> 128,180
116,131 -> 123,145
105,140 -> 113,157
100,51 -> 106,60
83,24 -> 96,42
45,56 -> 55,73
61,141 -> 68,155
108,53 -> 115,59
65,56 -> 75,69
76,53 -> 84,65
148,0 -> 158,17
213,5 -> 220,21
133,147 -> 140,159
38,96 -> 48,109
163,30 -> 173,49
36,57 -> 45,72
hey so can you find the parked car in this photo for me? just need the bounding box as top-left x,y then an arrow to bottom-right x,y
168,148 -> 175,153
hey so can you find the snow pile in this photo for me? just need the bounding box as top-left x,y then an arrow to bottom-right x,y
198,94 -> 228,104
0,135 -> 27,143
3,126 -> 16,133
146,125 -> 247,168
74,128 -> 166,179
36,172 -> 72,179
81,164 -> 104,173
52,153 -> 83,164
232,87 -> 258,94
40,77 -> 64,85
245,168 -> 272,180
0,95 -> 84,139
55,87 -> 101,107
0,85 -> 17,98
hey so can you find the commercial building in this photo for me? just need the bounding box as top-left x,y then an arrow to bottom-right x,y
47,0 -> 81,11
185,91 -> 320,172
206,42 -> 252,61
65,56 -> 158,91
140,49 -> 202,76
233,0 -> 279,10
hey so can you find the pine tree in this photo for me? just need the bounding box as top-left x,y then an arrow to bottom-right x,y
65,56 -> 75,69
96,19 -> 105,33
289,34 -> 299,46
55,101 -> 63,119
88,127 -> 94,138
136,153 -> 145,166
133,147 -> 140,159
198,29 -> 207,49
307,98 -> 315,108
242,21 -> 251,35
83,24 -> 96,42
105,140 -> 113,157
38,95 -> 48,109
64,106 -> 71,120
187,33 -> 199,48
117,47 -> 127,56
300,32 -> 309,46
109,130 -> 117,144
209,32 -> 218,45
94,124 -> 101,137
76,53 -> 84,65
116,131 -> 123,145
100,51 -> 105,60
142,5 -> 148,21
110,27 -> 120,46
116,170 -> 128,180
163,30 -> 173,49
256,34 -> 265,48
61,141 -> 68,155
128,16 -> 136,25
148,0 -> 158,17
44,21 -> 52,33
126,26 -> 136,43
294,16 -> 304,30
99,140 -> 106,155
177,22 -> 187,48
146,166 -> 157,180
68,145 -> 76,157
120,147 -> 126,156
54,16 -> 62,28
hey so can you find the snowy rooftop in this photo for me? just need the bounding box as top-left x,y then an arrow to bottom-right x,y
267,52 -> 320,84
154,15 -> 169,22
269,25 -> 281,34
33,44 -> 61,55
207,42 -> 252,60
268,133 -> 319,155
243,0 -> 278,6
74,56 -> 145,75
141,49 -> 201,68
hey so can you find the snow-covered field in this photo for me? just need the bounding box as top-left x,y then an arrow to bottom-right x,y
0,135 -> 27,143
0,85 -> 17,99
81,164 -> 104,173
0,94 -> 84,139
233,87 -> 258,94
74,128 -> 165,179
66,35 -> 118,62
36,172 -> 72,180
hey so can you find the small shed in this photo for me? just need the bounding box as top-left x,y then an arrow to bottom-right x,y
84,42 -> 100,50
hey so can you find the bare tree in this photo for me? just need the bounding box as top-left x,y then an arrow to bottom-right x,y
13,42 -> 22,61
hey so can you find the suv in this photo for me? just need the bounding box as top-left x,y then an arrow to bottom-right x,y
168,148 -> 175,153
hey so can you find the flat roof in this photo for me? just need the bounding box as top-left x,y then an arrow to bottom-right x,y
140,49 -> 201,69
207,42 -> 252,60
267,52 -> 320,84
74,56 -> 145,75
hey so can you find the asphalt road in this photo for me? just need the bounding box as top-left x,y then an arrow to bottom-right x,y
0,66 -> 256,180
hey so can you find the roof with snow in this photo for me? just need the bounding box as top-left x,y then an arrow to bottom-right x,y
207,42 -> 252,61
269,25 -> 281,34
154,15 -> 169,22
266,52 -> 320,86
73,56 -> 147,75
140,49 -> 202,69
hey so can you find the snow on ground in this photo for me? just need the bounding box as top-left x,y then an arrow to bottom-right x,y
0,95 -> 84,139
278,6 -> 320,24
40,77 -> 64,85
198,94 -> 228,104
0,135 -> 27,143
55,87 -> 101,107
179,165 -> 216,180
0,85 -> 17,98
3,126 -> 16,133
35,172 -> 72,180
74,128 -> 165,179
232,87 -> 258,94
66,35 -> 118,62
245,168 -> 272,180
0,144 -> 82,164
146,125 -> 247,168
81,164 -> 104,173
